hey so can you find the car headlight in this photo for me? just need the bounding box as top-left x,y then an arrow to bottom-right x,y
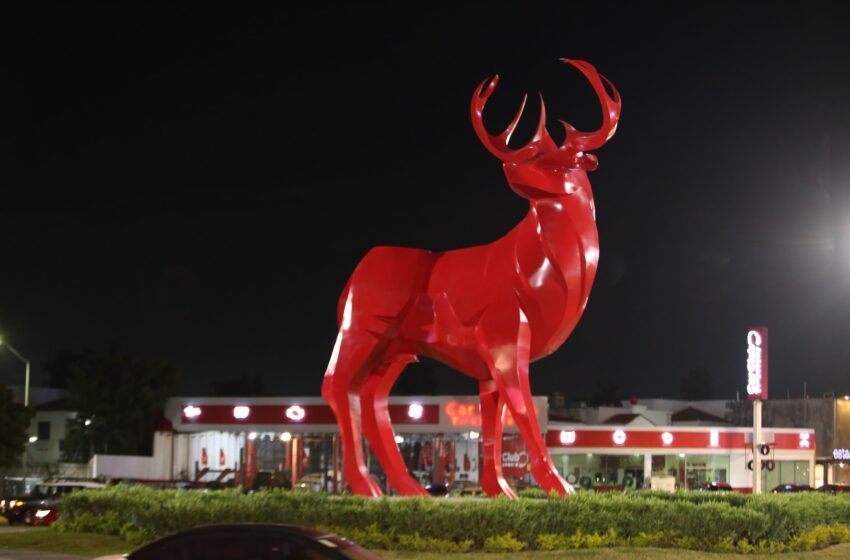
14,500 -> 25,508
35,509 -> 52,519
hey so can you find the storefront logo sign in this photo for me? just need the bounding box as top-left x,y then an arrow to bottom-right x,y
233,406 -> 250,419
183,405 -> 201,418
710,430 -> 719,447
746,328 -> 768,400
407,403 -> 423,419
445,401 -> 517,426
445,402 -> 480,426
612,430 -> 626,445
502,451 -> 528,468
661,431 -> 674,445
799,432 -> 811,449
833,448 -> 850,460
560,430 -> 576,445
285,405 -> 306,421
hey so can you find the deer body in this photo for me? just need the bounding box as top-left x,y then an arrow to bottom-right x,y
323,59 -> 620,498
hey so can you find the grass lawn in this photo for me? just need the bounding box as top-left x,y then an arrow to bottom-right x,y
0,527 -> 128,557
2,528 -> 850,559
381,545 -> 850,559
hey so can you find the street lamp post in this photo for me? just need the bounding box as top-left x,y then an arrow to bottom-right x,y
0,336 -> 31,407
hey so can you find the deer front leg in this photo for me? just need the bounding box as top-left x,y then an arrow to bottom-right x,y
360,355 -> 429,496
478,379 -> 517,498
475,301 -> 574,497
322,326 -> 386,497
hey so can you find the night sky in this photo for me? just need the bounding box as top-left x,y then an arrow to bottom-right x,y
2,2 -> 849,401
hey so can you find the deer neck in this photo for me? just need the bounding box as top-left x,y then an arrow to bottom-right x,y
512,192 -> 599,357
526,192 -> 598,261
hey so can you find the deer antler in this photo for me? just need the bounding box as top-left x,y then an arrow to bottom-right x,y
471,76 -> 557,163
471,59 -> 621,165
558,59 -> 621,152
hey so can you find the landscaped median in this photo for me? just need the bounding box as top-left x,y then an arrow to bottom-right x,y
54,485 -> 850,554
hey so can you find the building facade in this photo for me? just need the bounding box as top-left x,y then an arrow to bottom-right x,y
86,395 -> 817,493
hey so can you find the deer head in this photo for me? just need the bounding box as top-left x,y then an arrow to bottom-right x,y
471,59 -> 621,200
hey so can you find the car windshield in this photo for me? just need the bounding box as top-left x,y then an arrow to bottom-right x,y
33,486 -> 61,497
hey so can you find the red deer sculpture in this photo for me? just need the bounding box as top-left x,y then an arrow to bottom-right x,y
323,59 -> 621,498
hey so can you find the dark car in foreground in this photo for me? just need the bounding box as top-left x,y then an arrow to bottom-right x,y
94,523 -> 382,560
771,483 -> 813,493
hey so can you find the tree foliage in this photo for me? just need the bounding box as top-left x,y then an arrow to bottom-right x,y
0,383 -> 34,469
57,346 -> 178,462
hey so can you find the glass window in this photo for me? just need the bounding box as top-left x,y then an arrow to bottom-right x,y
38,421 -> 51,441
554,454 -> 645,490
763,460 -> 809,489
684,455 -> 730,489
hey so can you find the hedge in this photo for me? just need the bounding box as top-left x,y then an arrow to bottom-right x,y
54,485 -> 850,552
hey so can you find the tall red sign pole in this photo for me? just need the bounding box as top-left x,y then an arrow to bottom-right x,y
746,327 -> 768,493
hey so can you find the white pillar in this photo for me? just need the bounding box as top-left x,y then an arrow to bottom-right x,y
643,454 -> 653,485
753,399 -> 762,494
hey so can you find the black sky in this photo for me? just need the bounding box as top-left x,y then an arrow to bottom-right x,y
2,2 -> 850,401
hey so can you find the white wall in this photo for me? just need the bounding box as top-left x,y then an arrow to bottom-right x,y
26,410 -> 77,466
91,432 -> 175,481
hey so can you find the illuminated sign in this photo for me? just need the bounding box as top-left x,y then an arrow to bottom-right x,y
612,430 -> 626,445
285,405 -> 306,421
560,430 -> 576,445
502,451 -> 528,468
710,430 -> 719,447
407,403 -> 423,420
661,432 -> 674,445
445,402 -> 480,426
799,432 -> 811,449
233,406 -> 250,419
833,448 -> 850,460
183,405 -> 201,418
746,328 -> 768,400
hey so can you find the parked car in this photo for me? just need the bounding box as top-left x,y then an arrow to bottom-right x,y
94,523 -> 382,560
771,483 -> 813,493
447,479 -> 483,496
2,481 -> 105,525
697,481 -> 733,492
423,482 -> 448,497
817,484 -> 850,494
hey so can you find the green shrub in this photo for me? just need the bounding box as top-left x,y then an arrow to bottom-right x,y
397,534 -> 474,553
517,488 -> 548,500
483,532 -> 526,552
57,484 -> 850,552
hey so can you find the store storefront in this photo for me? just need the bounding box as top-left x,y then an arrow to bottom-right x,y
142,396 -> 819,494
546,425 -> 815,491
166,396 -> 547,492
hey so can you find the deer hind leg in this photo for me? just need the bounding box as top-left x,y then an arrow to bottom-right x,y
322,325 -> 388,497
359,354 -> 429,496
478,379 -> 517,498
475,301 -> 574,497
